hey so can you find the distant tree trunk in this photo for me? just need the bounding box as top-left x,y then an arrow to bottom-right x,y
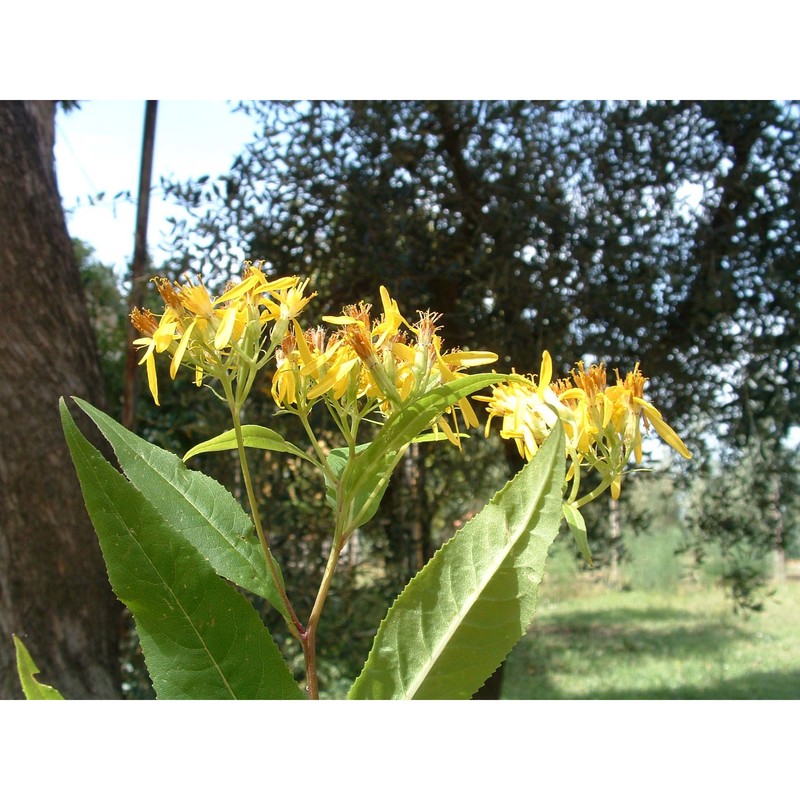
609,496 -> 621,587
769,473 -> 786,583
406,442 -> 431,574
0,101 -> 122,698
122,99 -> 158,431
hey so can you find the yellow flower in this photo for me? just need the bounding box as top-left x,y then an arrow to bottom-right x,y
552,360 -> 690,462
271,329 -> 301,407
476,352 -> 565,460
261,278 -> 317,322
318,288 -> 497,444
605,364 -> 692,462
553,363 -> 613,456
131,307 -> 180,405
322,296 -> 406,408
132,268 -> 313,406
297,323 -> 360,402
270,322 -> 361,407
170,278 -> 215,320
479,354 -> 690,503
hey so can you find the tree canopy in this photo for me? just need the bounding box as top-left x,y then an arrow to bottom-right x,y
163,100 -> 800,454
145,101 -> 800,630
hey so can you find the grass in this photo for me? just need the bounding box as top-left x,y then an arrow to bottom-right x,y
502,579 -> 800,699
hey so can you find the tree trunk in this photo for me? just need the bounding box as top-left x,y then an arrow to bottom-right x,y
769,472 -> 786,583
405,442 -> 431,574
122,99 -> 158,431
0,101 -> 122,698
609,496 -> 621,587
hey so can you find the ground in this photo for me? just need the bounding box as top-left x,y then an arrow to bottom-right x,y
502,580 -> 800,700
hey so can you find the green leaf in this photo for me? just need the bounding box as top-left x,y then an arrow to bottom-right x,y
326,443 -> 371,484
60,400 -> 303,700
365,373 -> 507,468
341,372 -> 509,532
183,424 -> 311,463
563,502 -> 593,565
13,635 -> 64,700
349,422 -> 566,699
325,444 -> 400,540
326,430 -> 466,509
70,398 -> 291,624
324,442 -> 370,510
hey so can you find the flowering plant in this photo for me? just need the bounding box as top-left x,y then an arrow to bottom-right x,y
21,266 -> 689,699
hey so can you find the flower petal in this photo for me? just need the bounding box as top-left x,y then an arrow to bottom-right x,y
441,350 -> 498,367
214,305 -> 238,350
145,351 -> 159,406
537,350 -> 553,396
642,408 -> 692,459
170,319 -> 197,379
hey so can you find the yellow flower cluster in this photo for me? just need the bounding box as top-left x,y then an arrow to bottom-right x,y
131,267 -> 315,405
132,270 -> 497,446
478,352 -> 691,500
131,267 -> 689,496
272,286 -> 498,444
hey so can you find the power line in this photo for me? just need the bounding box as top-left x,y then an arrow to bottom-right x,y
55,119 -> 100,197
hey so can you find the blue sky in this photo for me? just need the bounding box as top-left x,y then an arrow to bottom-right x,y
55,100 -> 256,274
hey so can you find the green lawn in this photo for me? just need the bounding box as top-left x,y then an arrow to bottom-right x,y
502,580 -> 800,699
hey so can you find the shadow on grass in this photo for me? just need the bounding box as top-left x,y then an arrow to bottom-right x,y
537,605 -> 706,629
501,603 -> 795,699
531,616 -> 748,662
564,669 -> 800,699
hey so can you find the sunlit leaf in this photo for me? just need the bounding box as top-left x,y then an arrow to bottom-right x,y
341,373 -> 513,532
183,424 -> 312,463
13,635 -> 64,700
71,398 -> 291,623
563,502 -> 593,565
61,399 -> 303,700
349,422 -> 565,699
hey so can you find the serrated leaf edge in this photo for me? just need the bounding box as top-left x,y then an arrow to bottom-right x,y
350,423 -> 565,699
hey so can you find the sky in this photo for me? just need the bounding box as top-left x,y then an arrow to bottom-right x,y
55,100 -> 256,275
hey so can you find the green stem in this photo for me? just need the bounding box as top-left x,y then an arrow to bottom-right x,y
574,476 -> 615,509
297,402 -> 338,486
222,378 -> 305,641
289,399 -> 363,697
302,538 -> 343,700
323,394 -> 353,445
567,455 -> 582,505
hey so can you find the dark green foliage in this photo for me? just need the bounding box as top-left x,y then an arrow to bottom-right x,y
687,437 -> 798,613
75,239 -> 127,417
62,399 -> 304,699
162,101 -> 800,448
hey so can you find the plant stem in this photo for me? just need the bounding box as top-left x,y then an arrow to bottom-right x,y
574,477 -> 614,509
293,402 -> 354,698
223,379 -> 305,641
297,402 -> 339,485
302,539 -> 343,700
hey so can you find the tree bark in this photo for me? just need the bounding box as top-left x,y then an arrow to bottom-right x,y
0,101 -> 122,698
122,100 -> 158,431
609,496 -> 621,587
